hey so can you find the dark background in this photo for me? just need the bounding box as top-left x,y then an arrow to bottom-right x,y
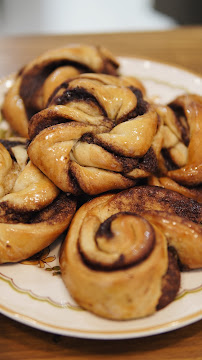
154,0 -> 202,25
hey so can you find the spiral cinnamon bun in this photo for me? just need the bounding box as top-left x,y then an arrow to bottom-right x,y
2,44 -> 120,137
0,139 -> 76,263
28,73 -> 162,195
60,185 -> 201,320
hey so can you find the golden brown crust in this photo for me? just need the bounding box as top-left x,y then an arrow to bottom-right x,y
20,45 -> 119,111
157,94 -> 202,187
1,77 -> 29,137
60,194 -> 168,320
28,73 -> 160,195
143,210 -> 202,270
2,44 -> 120,137
150,94 -> 202,200
0,139 -> 77,263
0,192 -> 76,263
60,185 -> 201,320
167,95 -> 202,186
148,176 -> 202,203
106,186 -> 202,223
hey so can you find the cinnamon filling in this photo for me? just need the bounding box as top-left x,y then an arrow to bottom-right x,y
115,186 -> 202,224
20,60 -> 93,110
79,133 -> 158,174
0,193 -> 76,225
0,139 -> 27,161
78,212 -> 155,271
168,103 -> 190,146
52,86 -> 108,118
126,87 -> 149,120
157,246 -> 181,310
161,148 -> 180,171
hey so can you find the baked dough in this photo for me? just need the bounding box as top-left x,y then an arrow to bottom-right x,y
0,138 -> 76,263
148,94 -> 202,200
28,73 -> 162,195
156,94 -> 202,186
60,186 -> 201,320
148,175 -> 202,203
2,44 -> 120,137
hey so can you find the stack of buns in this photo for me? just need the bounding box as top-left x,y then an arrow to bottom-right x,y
0,44 -> 201,320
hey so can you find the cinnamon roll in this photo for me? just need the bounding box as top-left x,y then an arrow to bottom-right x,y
0,138 -> 76,263
28,73 -> 162,195
2,44 -> 120,137
60,186 -> 201,320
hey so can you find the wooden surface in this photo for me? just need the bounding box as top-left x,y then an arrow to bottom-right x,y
0,314 -> 201,360
0,26 -> 202,360
0,25 -> 202,77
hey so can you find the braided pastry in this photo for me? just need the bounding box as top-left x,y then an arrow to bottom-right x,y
167,94 -> 202,186
2,44 -> 119,137
28,73 -> 162,195
148,94 -> 202,201
157,94 -> 202,186
60,185 -> 201,320
0,138 -> 76,263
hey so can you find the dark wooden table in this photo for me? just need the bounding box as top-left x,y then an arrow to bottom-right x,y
0,26 -> 202,360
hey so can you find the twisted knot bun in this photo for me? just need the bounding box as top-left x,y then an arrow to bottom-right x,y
0,139 -> 77,263
2,45 -> 119,137
167,94 -> 202,186
148,94 -> 202,201
60,186 -> 201,320
28,73 -> 162,195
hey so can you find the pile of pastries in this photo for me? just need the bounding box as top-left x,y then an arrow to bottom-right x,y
0,44 -> 201,320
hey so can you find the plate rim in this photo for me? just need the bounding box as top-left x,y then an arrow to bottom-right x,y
0,300 -> 201,340
117,54 -> 202,79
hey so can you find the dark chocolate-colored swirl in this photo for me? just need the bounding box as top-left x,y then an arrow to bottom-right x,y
0,138 -> 26,149
0,138 -> 28,162
28,73 -> 158,196
126,86 -> 149,121
0,139 -> 77,264
156,247 -> 181,310
20,60 -> 93,112
52,87 -> 107,113
0,192 -> 76,225
78,212 -> 155,271
168,103 -> 190,146
60,185 -> 201,321
114,186 -> 202,224
157,94 -> 202,188
2,44 -> 120,138
20,45 -> 119,115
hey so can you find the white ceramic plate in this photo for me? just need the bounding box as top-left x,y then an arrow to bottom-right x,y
0,57 -> 202,340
